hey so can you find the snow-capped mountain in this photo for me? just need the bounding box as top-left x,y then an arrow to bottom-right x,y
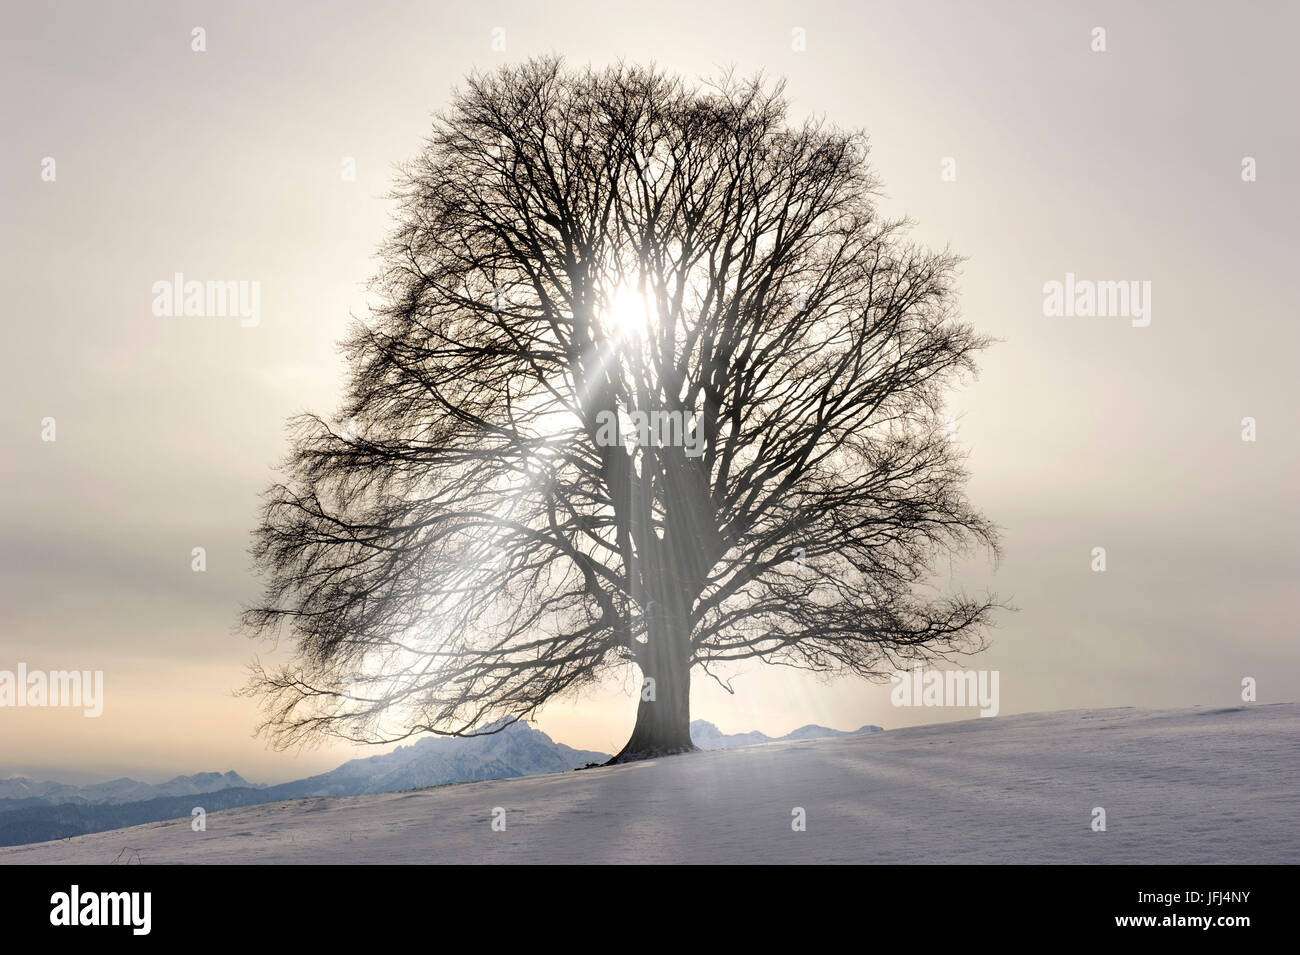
272,720 -> 607,798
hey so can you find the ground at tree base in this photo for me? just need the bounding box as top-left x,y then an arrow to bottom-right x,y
3,704 -> 1296,865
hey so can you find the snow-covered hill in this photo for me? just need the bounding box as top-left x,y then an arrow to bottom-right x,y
4,704 -> 1296,865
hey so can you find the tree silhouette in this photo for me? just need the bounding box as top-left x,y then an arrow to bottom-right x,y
243,58 -> 1000,762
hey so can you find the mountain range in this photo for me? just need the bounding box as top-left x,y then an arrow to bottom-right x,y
0,771 -> 258,806
690,719 -> 881,750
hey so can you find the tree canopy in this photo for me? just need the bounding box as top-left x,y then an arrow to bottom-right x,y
243,58 -> 999,761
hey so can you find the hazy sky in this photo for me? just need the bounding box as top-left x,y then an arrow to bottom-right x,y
3,0 -> 1297,783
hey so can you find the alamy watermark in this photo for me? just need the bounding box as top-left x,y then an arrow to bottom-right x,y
594,408 -> 705,458
0,664 -> 103,717
50,885 -> 150,935
151,272 -> 260,327
1042,272 -> 1151,328
890,666 -> 999,717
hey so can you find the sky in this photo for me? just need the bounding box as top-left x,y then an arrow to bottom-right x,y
2,0 -> 1297,784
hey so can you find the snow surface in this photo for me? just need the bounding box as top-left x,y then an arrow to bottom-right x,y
3,704 -> 1296,864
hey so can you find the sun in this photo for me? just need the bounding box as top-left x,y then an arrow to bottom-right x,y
604,285 -> 648,339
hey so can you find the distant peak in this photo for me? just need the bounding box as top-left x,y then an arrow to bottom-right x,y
690,719 -> 878,750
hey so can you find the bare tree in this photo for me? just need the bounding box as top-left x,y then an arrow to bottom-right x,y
243,58 -> 1000,763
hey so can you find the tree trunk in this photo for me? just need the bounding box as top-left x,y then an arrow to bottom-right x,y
607,627 -> 696,763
